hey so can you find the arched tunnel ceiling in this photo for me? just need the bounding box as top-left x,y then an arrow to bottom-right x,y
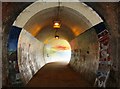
23,6 -> 92,42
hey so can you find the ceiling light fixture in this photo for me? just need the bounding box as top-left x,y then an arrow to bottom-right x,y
53,1 -> 61,39
53,21 -> 61,29
55,35 -> 59,39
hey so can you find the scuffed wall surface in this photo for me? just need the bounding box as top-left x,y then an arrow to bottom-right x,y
70,29 -> 99,84
18,30 -> 45,84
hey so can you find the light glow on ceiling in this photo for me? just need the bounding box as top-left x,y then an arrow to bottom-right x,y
29,24 -> 42,36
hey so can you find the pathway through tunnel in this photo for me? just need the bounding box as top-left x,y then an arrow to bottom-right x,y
26,62 -> 91,87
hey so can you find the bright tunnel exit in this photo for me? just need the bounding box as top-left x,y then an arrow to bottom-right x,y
44,38 -> 71,64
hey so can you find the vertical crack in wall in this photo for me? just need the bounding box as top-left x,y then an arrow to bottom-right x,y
0,1 -> 2,88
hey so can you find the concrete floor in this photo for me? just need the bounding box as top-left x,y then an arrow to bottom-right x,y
26,62 -> 91,87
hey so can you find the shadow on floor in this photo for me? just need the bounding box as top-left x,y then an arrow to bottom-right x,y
26,62 -> 92,87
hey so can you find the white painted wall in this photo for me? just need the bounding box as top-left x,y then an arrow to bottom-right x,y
18,29 -> 45,84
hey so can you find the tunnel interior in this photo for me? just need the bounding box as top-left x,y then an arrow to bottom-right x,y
6,2 -> 111,87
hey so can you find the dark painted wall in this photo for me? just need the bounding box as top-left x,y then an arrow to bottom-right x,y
7,26 -> 23,86
2,2 -> 33,87
85,3 -> 119,87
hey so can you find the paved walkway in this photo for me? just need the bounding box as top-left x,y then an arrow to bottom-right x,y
26,62 -> 91,87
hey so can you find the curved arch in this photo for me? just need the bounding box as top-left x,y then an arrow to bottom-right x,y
13,1 -> 103,28
9,1 -> 110,87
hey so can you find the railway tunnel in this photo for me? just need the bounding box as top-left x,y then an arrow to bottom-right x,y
2,1 -> 120,88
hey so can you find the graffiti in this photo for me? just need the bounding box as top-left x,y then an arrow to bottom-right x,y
95,70 -> 110,87
70,29 -> 99,83
71,48 -> 87,70
7,26 -> 23,86
94,28 -> 111,87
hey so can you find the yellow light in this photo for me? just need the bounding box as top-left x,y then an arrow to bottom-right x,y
53,21 -> 61,29
29,24 -> 41,36
54,22 -> 59,26
55,35 -> 59,39
55,37 -> 59,39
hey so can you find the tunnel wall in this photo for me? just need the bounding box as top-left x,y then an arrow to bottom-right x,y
2,2 -> 119,87
2,2 -> 32,86
18,30 -> 45,84
7,26 -> 23,85
85,3 -> 119,87
69,28 -> 99,84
